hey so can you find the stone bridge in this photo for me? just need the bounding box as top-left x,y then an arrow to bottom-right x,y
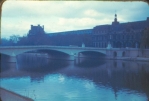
0,45 -> 107,56
0,45 -> 148,62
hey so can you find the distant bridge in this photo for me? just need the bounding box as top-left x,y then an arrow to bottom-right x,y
0,45 -> 148,62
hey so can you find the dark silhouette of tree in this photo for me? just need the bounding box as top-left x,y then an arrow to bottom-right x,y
0,38 -> 10,46
9,35 -> 20,46
0,32 -> 92,47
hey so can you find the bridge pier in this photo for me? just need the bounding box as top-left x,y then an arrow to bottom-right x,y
74,58 -> 79,65
74,58 -> 84,65
75,53 -> 85,58
68,55 -> 76,61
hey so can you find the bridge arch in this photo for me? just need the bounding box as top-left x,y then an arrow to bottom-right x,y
17,49 -> 72,59
0,46 -> 107,61
0,53 -> 10,61
76,50 -> 106,58
17,48 -> 71,56
78,50 -> 106,55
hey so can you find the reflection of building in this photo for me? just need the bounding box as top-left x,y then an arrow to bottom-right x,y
28,24 -> 45,36
92,14 -> 149,48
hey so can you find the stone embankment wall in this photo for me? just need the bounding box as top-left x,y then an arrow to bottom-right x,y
124,49 -> 149,57
0,87 -> 34,101
106,49 -> 149,61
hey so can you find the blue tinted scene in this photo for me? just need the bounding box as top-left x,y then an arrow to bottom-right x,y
1,56 -> 149,101
0,1 -> 149,101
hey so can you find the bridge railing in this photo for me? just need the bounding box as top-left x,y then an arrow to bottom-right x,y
0,45 -> 106,50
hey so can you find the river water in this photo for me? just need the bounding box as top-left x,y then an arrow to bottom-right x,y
0,54 -> 149,101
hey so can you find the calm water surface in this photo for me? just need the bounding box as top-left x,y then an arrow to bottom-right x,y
0,54 -> 149,101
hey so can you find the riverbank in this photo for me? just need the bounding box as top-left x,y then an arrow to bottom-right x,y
107,57 -> 149,62
0,87 -> 34,101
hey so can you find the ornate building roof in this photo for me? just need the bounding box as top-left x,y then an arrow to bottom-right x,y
28,24 -> 45,36
93,14 -> 149,34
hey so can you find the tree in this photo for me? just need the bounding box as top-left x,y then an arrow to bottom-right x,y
17,35 -> 29,45
0,38 -> 10,46
9,35 -> 20,45
141,27 -> 149,49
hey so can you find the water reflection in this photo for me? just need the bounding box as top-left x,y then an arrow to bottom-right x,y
0,54 -> 14,72
0,61 -> 10,72
0,54 -> 149,101
17,53 -> 69,72
74,58 -> 106,68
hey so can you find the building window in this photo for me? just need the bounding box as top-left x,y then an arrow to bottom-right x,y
98,36 -> 100,40
127,35 -> 129,39
105,43 -> 107,47
101,43 -> 104,48
113,52 -> 117,57
110,35 -> 112,39
93,42 -> 96,47
99,42 -> 101,47
122,51 -> 125,57
115,35 -> 117,39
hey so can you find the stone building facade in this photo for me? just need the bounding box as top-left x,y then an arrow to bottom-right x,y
92,14 -> 149,48
28,24 -> 45,36
48,29 -> 92,36
28,15 -> 149,48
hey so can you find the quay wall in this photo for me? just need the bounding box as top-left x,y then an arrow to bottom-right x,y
105,49 -> 149,61
0,87 -> 34,101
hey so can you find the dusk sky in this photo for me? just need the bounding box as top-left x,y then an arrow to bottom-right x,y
1,1 -> 149,38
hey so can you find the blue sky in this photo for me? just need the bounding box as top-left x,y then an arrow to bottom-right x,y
1,1 -> 149,38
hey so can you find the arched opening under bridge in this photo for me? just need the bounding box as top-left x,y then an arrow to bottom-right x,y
113,51 -> 117,57
78,51 -> 106,59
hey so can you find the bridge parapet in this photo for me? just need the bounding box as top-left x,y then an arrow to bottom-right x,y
0,45 -> 108,56
0,45 -> 107,50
